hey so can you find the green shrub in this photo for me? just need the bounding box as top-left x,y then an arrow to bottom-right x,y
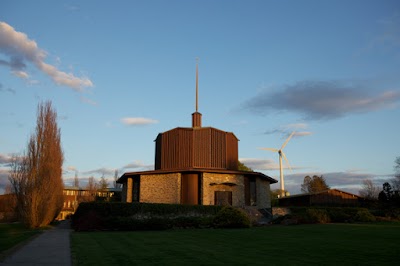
287,208 -> 312,224
306,209 -> 330,224
73,210 -> 105,231
354,209 -> 376,222
326,208 -> 352,223
213,207 -> 251,228
72,202 -> 223,231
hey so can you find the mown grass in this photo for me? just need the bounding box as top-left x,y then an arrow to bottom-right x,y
0,223 -> 42,259
72,223 -> 400,265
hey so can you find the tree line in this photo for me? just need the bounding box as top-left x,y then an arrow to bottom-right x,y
359,157 -> 400,207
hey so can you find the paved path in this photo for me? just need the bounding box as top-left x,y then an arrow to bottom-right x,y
1,220 -> 72,266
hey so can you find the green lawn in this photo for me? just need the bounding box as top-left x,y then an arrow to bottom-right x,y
72,223 -> 400,265
0,223 -> 42,259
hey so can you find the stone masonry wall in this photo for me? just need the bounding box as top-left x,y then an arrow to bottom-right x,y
256,178 -> 271,209
140,173 -> 181,204
202,173 -> 245,206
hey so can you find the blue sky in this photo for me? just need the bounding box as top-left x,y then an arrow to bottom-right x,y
1,0 -> 399,195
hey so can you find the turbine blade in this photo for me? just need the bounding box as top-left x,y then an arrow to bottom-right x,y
281,131 -> 295,150
258,147 -> 279,153
281,152 -> 293,172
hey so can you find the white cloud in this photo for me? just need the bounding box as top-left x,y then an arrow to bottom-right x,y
12,70 -> 29,79
123,160 -> 153,170
66,166 -> 77,172
121,117 -> 159,126
0,21 -> 93,91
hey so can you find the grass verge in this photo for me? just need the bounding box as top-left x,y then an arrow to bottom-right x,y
72,223 -> 400,265
0,223 -> 42,261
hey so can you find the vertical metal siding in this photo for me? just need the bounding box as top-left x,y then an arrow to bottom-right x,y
226,133 -> 238,170
193,128 -> 211,168
155,127 -> 239,170
181,173 -> 199,204
178,129 -> 193,168
211,129 -> 226,168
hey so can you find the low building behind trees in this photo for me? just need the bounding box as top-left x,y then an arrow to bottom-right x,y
277,189 -> 363,207
57,186 -> 122,220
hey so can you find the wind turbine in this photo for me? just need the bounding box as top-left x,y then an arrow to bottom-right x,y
259,131 -> 295,197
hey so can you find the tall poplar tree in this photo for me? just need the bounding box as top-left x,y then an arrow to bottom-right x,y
9,101 -> 64,228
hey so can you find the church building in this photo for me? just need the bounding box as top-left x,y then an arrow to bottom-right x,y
117,64 -> 277,209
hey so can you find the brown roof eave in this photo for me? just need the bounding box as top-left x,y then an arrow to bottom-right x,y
117,169 -> 277,184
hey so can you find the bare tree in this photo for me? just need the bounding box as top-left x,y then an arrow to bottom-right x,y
359,179 -> 380,200
113,169 -> 121,189
395,156 -> 400,176
73,171 -> 80,188
83,176 -> 98,202
98,175 -> 108,190
392,157 -> 400,191
392,176 -> 400,192
9,101 -> 64,228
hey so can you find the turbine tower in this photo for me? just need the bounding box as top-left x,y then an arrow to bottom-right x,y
259,131 -> 295,197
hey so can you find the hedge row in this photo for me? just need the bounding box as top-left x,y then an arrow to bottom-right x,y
276,207 -> 378,224
73,202 -> 223,217
72,202 -> 251,231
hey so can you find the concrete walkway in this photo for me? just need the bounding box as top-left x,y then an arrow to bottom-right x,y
1,220 -> 72,266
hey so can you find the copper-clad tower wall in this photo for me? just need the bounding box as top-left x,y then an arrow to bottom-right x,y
155,128 -> 238,170
192,112 -> 202,128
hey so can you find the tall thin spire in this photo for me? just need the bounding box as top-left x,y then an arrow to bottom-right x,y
195,57 -> 199,112
192,57 -> 202,128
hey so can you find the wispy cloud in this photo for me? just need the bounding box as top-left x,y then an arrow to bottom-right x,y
242,80 -> 400,120
12,70 -> 29,79
65,4 -> 80,11
240,158 -> 281,171
0,153 -> 13,165
357,13 -> 400,57
0,21 -> 93,91
66,166 -> 77,172
121,117 -> 159,126
0,83 -> 16,95
270,170 -> 392,195
123,160 -> 153,170
83,167 -> 116,177
264,123 -> 313,138
80,96 -> 97,106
